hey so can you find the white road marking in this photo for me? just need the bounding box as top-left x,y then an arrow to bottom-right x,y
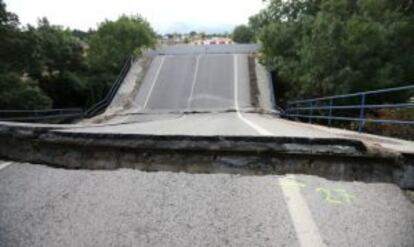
143,56 -> 166,109
279,176 -> 326,247
233,54 -> 326,247
233,55 -> 272,135
0,162 -> 13,171
187,55 -> 201,109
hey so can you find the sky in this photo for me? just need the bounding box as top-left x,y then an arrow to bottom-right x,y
4,0 -> 267,34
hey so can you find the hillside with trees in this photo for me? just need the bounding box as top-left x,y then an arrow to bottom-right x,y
0,0 -> 155,110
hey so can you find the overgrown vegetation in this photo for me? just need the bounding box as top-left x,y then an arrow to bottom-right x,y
249,0 -> 413,105
0,0 -> 156,110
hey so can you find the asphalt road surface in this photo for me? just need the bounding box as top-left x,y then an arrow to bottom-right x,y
1,161 -> 413,247
134,53 -> 251,112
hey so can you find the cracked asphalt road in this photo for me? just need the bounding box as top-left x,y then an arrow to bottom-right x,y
1,162 -> 413,247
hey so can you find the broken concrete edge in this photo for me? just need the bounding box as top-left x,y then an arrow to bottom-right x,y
40,132 -> 369,157
0,121 -> 409,162
0,122 -> 413,189
0,122 -> 368,155
1,122 -> 397,157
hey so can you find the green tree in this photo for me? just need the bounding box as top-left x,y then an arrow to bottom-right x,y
86,15 -> 156,105
30,18 -> 88,108
0,1 -> 158,111
0,0 -> 38,73
34,18 -> 85,74
0,73 -> 52,110
252,0 -> 414,104
88,15 -> 156,73
0,0 -> 52,110
232,25 -> 255,43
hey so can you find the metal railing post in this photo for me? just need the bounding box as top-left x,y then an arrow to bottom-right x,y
358,93 -> 366,133
328,98 -> 333,126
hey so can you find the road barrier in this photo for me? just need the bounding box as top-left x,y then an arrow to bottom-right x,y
284,85 -> 414,133
0,56 -> 134,123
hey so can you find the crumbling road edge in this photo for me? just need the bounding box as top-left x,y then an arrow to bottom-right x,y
0,123 -> 412,189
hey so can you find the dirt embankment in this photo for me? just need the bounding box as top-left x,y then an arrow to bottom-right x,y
248,55 -> 277,113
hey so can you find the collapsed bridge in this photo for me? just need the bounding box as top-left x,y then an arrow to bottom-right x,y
0,44 -> 413,189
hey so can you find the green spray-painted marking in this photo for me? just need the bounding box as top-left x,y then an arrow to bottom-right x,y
316,187 -> 355,205
277,177 -> 355,205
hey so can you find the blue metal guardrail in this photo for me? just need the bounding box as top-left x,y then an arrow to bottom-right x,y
284,85 -> 414,133
0,56 -> 134,122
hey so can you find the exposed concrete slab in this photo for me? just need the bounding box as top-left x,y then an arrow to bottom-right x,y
0,117 -> 410,187
2,112 -> 413,159
2,111 -> 413,188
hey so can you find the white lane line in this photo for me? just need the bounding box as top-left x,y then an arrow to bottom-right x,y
233,54 -> 272,135
143,56 -> 166,109
233,54 -> 326,247
187,55 -> 201,109
0,162 -> 13,171
279,176 -> 326,247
